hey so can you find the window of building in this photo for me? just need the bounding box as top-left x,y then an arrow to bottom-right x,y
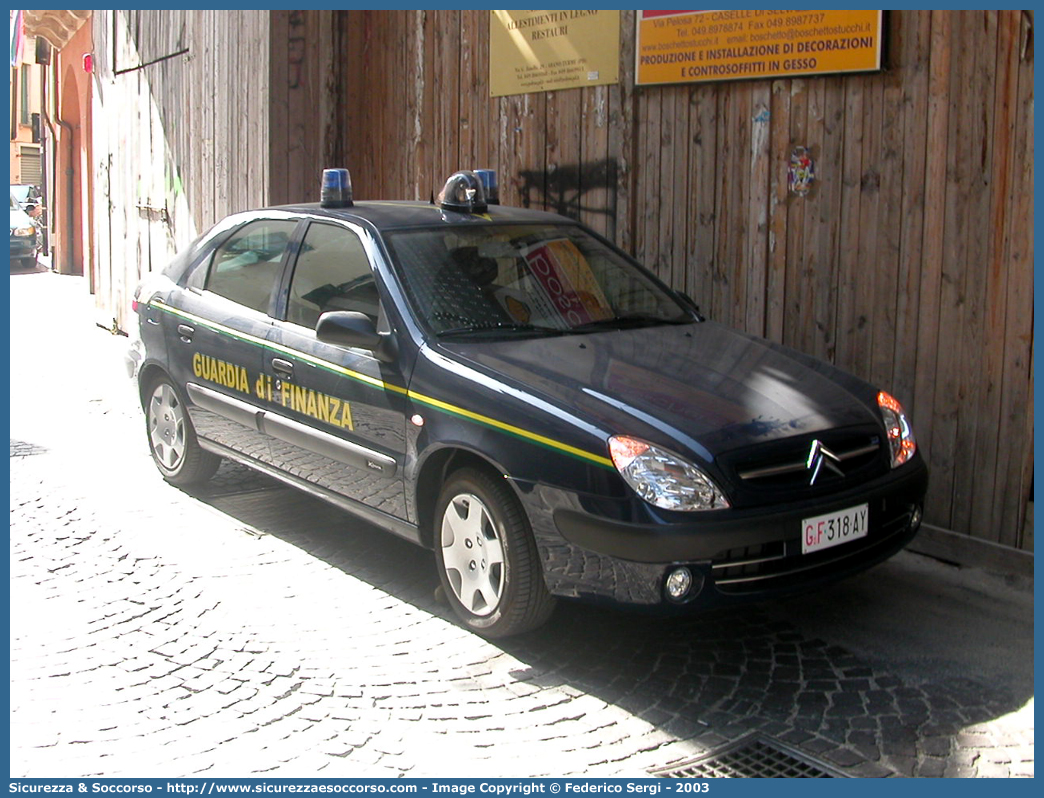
20,68 -> 30,125
19,146 -> 41,185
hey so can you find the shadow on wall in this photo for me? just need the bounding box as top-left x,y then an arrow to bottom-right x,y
518,159 -> 618,234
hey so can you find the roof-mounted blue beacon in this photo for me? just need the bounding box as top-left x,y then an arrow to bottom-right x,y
320,168 -> 353,208
474,169 -> 499,205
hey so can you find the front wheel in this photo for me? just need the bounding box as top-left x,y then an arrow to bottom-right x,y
145,376 -> 220,487
434,468 -> 555,637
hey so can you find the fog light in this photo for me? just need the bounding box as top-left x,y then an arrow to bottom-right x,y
665,567 -> 693,601
910,505 -> 923,532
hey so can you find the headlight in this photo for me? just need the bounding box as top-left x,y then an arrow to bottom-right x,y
878,391 -> 917,468
12,226 -> 35,237
608,435 -> 730,512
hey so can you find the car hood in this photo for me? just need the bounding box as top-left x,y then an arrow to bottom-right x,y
439,321 -> 882,460
10,206 -> 33,232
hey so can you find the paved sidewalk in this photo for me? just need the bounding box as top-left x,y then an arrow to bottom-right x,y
8,270 -> 1034,778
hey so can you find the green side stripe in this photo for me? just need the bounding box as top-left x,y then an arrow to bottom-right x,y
150,300 -> 614,469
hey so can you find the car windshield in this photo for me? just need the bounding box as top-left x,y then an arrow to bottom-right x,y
383,224 -> 691,338
10,194 -> 20,210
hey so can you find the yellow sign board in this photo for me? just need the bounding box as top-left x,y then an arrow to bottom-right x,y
490,10 -> 621,97
636,10 -> 883,86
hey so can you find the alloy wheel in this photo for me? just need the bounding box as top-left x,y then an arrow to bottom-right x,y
440,492 -> 506,616
148,382 -> 186,472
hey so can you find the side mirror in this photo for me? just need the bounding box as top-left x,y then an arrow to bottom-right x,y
316,311 -> 397,363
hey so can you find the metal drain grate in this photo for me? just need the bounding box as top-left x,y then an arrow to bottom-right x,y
651,735 -> 849,778
10,439 -> 48,458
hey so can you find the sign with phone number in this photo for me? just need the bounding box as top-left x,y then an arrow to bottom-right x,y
636,10 -> 883,86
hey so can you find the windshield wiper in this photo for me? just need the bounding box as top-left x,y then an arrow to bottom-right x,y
436,322 -> 567,339
568,314 -> 691,333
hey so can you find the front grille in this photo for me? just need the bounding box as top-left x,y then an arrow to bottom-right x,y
712,540 -> 788,584
710,509 -> 914,593
651,735 -> 849,778
732,433 -> 882,491
716,429 -> 892,509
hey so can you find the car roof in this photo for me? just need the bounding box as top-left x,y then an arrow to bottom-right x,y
269,200 -> 577,231
164,200 -> 585,283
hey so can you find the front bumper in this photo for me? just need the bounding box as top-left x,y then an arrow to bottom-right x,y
537,457 -> 928,608
10,234 -> 36,260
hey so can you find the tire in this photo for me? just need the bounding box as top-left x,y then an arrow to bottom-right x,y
145,375 -> 220,487
19,257 -> 35,269
434,468 -> 555,637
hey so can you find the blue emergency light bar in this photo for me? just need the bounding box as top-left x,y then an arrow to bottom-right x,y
474,169 -> 499,205
321,168 -> 353,208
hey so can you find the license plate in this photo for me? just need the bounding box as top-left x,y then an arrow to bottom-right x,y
802,503 -> 869,554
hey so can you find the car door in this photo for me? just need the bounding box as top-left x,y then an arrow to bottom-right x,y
164,216 -> 300,461
260,219 -> 410,519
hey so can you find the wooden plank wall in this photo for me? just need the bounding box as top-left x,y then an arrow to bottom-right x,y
269,10 -> 340,207
330,10 -> 1033,550
91,10 -> 270,330
89,11 -> 1032,552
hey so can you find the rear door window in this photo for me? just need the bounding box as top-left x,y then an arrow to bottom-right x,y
206,219 -> 297,314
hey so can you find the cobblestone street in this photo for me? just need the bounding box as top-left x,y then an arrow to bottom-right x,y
9,270 -> 1034,778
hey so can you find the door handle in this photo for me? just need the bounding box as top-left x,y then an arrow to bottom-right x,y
177,324 -> 194,342
272,358 -> 294,378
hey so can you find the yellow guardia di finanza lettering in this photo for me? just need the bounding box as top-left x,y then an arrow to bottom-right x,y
193,352 -> 251,394
193,352 -> 354,431
276,379 -> 354,431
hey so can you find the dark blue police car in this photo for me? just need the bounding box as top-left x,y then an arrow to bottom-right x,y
129,168 -> 927,637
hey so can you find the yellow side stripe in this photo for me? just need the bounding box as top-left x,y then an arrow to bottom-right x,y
152,300 -> 404,394
407,390 -> 614,468
150,300 -> 613,468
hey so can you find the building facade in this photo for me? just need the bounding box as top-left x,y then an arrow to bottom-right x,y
18,9 -> 94,276
9,31 -> 44,187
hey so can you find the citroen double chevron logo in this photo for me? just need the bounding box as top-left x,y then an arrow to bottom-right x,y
806,440 -> 844,485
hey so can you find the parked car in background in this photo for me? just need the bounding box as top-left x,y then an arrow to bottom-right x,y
10,193 -> 38,269
10,184 -> 43,217
128,168 -> 927,638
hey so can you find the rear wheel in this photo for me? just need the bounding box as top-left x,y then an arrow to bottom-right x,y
434,468 -> 555,637
145,376 -> 220,487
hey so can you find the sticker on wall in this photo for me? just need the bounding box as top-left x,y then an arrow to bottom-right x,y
788,146 -> 815,197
